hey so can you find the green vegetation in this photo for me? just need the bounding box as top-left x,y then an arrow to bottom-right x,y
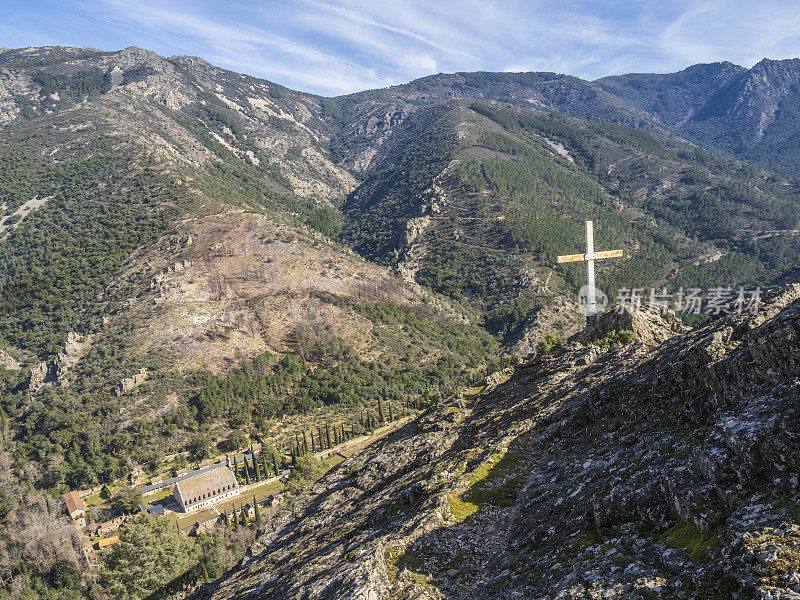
100,515 -> 198,600
594,329 -> 637,349
99,514 -> 255,600
285,454 -> 327,493
192,303 -> 498,431
659,521 -> 720,561
343,101 -> 800,343
110,485 -> 143,515
307,206 -> 342,237
463,451 -> 524,507
447,494 -> 479,521
536,334 -> 563,356
0,153 -> 173,356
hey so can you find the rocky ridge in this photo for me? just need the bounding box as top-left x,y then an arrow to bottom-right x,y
198,284 -> 800,600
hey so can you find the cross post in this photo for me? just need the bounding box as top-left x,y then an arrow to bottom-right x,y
556,221 -> 622,324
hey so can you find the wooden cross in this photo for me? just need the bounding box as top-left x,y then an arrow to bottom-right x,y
557,220 -> 622,323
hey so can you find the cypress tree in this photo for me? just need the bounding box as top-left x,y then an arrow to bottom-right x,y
378,400 -> 385,424
223,509 -> 229,528
232,507 -> 239,530
388,402 -> 394,422
302,431 -> 309,454
249,447 -> 257,480
325,423 -> 332,449
243,459 -> 251,485
295,433 -> 301,454
273,452 -> 280,476
254,455 -> 261,481
239,506 -> 247,526
341,423 -> 346,441
253,496 -> 261,523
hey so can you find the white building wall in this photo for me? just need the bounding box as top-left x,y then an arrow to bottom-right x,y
179,488 -> 239,513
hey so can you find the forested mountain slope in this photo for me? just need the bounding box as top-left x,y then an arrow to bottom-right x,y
341,101 -> 800,348
0,46 -> 499,491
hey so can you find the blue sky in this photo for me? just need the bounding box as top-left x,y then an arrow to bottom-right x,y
3,1 -> 800,96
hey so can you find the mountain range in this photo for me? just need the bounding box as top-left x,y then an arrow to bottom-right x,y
1,45 -> 800,600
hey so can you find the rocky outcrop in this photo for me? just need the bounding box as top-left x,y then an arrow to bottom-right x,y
0,349 -> 19,370
197,284 -> 800,600
54,332 -> 92,385
28,361 -> 52,392
581,302 -> 687,348
115,368 -> 148,396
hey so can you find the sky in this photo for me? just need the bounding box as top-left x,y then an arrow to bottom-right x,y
3,0 -> 800,96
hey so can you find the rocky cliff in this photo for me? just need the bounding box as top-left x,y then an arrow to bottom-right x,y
198,284 -> 800,599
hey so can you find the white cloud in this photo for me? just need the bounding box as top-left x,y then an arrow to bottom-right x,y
19,0 -> 800,94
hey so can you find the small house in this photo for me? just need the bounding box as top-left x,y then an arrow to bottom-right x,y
64,491 -> 86,522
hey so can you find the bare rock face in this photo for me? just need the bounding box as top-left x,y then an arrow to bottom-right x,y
196,285 -> 800,600
54,332 -> 92,385
115,368 -> 148,396
582,303 -> 687,349
0,349 -> 19,370
28,361 -> 52,392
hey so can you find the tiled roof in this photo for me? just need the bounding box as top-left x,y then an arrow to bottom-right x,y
64,491 -> 85,515
175,466 -> 237,502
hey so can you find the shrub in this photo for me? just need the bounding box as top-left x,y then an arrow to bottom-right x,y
594,329 -> 637,349
285,455 -> 327,493
536,333 -> 563,355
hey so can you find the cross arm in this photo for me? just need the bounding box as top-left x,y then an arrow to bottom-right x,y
593,249 -> 623,260
556,253 -> 586,263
